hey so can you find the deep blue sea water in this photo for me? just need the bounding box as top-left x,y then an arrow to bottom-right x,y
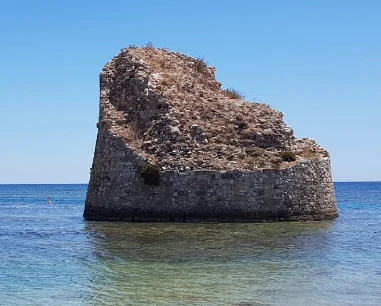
0,182 -> 380,306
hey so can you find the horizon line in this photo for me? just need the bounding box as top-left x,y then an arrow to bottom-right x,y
0,181 -> 380,185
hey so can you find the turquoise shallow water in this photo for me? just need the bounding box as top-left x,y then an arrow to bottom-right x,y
0,183 -> 380,305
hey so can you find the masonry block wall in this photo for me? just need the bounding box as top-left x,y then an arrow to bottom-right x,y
84,127 -> 337,222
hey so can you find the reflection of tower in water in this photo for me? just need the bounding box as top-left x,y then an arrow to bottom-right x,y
84,222 -> 334,263
82,221 -> 335,305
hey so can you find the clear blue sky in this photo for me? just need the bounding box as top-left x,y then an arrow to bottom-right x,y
1,0 -> 380,183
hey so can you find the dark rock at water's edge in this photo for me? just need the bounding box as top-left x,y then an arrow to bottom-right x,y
84,46 -> 338,222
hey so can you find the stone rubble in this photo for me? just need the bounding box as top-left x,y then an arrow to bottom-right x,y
84,46 -> 338,222
98,46 -> 328,171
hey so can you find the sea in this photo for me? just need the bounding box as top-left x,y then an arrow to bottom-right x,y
0,182 -> 380,306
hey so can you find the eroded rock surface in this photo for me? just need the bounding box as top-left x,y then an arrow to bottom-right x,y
84,46 -> 338,222
99,46 -> 327,171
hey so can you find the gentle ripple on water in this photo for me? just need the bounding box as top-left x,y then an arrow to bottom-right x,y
0,183 -> 380,305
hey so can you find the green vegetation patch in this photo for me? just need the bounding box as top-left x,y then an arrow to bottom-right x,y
279,151 -> 296,162
223,88 -> 244,100
141,163 -> 161,186
194,57 -> 208,73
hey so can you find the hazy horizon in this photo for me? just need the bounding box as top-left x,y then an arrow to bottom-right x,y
1,181 -> 380,185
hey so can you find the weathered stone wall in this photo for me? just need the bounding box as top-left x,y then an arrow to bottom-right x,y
84,127 -> 338,222
84,47 -> 338,222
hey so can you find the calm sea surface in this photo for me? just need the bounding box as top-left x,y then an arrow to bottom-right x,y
0,183 -> 380,306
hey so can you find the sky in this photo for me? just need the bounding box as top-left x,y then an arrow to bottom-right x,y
0,0 -> 380,183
